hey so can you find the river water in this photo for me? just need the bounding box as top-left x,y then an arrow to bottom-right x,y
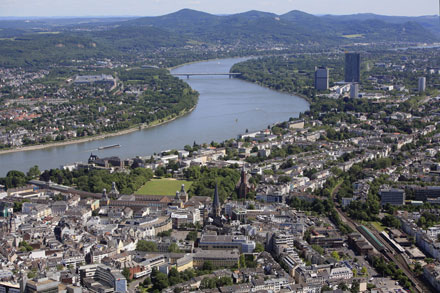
0,58 -> 309,176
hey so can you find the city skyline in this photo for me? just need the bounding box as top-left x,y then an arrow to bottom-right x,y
0,0 -> 438,17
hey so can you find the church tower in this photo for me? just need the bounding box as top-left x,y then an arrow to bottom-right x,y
237,165 -> 250,199
179,184 -> 188,203
212,183 -> 221,218
108,182 -> 120,199
101,188 -> 109,206
172,191 -> 184,208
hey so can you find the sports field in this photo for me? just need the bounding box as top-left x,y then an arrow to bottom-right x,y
135,178 -> 193,196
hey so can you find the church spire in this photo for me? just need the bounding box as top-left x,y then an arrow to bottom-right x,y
213,182 -> 221,217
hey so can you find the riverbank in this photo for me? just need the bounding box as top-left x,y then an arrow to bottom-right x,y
167,56 -> 255,71
230,64 -> 312,105
236,78 -> 312,104
0,105 -> 197,156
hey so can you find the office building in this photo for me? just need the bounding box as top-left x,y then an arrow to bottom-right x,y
380,188 -> 405,206
418,77 -> 426,93
74,74 -> 116,86
199,234 -> 255,253
79,264 -> 127,293
24,278 -> 59,293
415,186 -> 440,201
345,53 -> 361,83
314,67 -> 329,90
192,249 -> 240,268
350,83 -> 359,99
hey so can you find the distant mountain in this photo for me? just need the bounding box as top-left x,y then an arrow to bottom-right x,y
123,9 -> 333,46
92,25 -> 187,52
120,9 -> 438,45
0,9 -> 438,67
321,13 -> 440,36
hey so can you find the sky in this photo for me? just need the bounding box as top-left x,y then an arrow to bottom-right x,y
0,0 -> 438,17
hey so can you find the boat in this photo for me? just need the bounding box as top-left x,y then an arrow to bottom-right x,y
98,144 -> 121,150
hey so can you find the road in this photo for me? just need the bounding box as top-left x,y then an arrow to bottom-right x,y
128,275 -> 149,293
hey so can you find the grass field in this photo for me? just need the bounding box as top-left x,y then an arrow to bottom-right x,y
369,221 -> 386,232
342,34 -> 364,39
135,178 -> 193,196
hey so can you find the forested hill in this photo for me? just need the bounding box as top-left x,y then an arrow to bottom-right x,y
124,9 -> 437,45
0,9 -> 438,67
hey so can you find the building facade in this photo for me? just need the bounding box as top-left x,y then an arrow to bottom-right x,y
345,53 -> 361,83
314,67 -> 329,90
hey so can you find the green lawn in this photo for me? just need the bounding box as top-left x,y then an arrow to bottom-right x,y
369,221 -> 386,232
342,34 -> 364,39
135,178 -> 193,196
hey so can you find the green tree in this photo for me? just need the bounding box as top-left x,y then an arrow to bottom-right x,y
168,243 -> 181,253
122,268 -> 131,281
202,261 -> 214,271
254,242 -> 265,253
239,254 -> 246,268
27,165 -> 40,179
331,251 -> 341,261
136,240 -> 158,252
200,277 -> 216,289
186,231 -> 198,241
151,270 -> 169,291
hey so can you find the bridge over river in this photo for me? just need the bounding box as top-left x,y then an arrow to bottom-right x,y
171,72 -> 241,79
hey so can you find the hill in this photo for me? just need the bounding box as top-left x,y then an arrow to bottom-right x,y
124,9 -> 437,45
0,9 -> 438,67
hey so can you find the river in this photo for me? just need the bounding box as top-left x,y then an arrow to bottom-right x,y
0,58 -> 309,176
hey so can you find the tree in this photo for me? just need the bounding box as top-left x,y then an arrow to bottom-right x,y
216,276 -> 233,287
338,282 -> 349,290
122,268 -> 131,281
352,268 -> 358,277
168,267 -> 182,286
350,279 -> 360,293
168,243 -> 181,253
186,231 -> 198,241
202,261 -> 214,271
254,242 -> 265,253
151,271 -> 169,291
331,251 -> 341,261
136,240 -> 158,252
381,215 -> 401,228
142,277 -> 151,286
239,254 -> 246,268
19,241 -> 33,252
27,165 -> 40,178
1,170 -> 27,188
200,277 -> 216,289
311,245 -> 324,255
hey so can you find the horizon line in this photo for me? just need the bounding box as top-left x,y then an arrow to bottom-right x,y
0,8 -> 438,19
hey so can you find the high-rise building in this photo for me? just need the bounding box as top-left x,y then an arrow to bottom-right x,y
350,83 -> 359,99
418,77 -> 426,93
314,67 -> 329,90
345,53 -> 361,83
